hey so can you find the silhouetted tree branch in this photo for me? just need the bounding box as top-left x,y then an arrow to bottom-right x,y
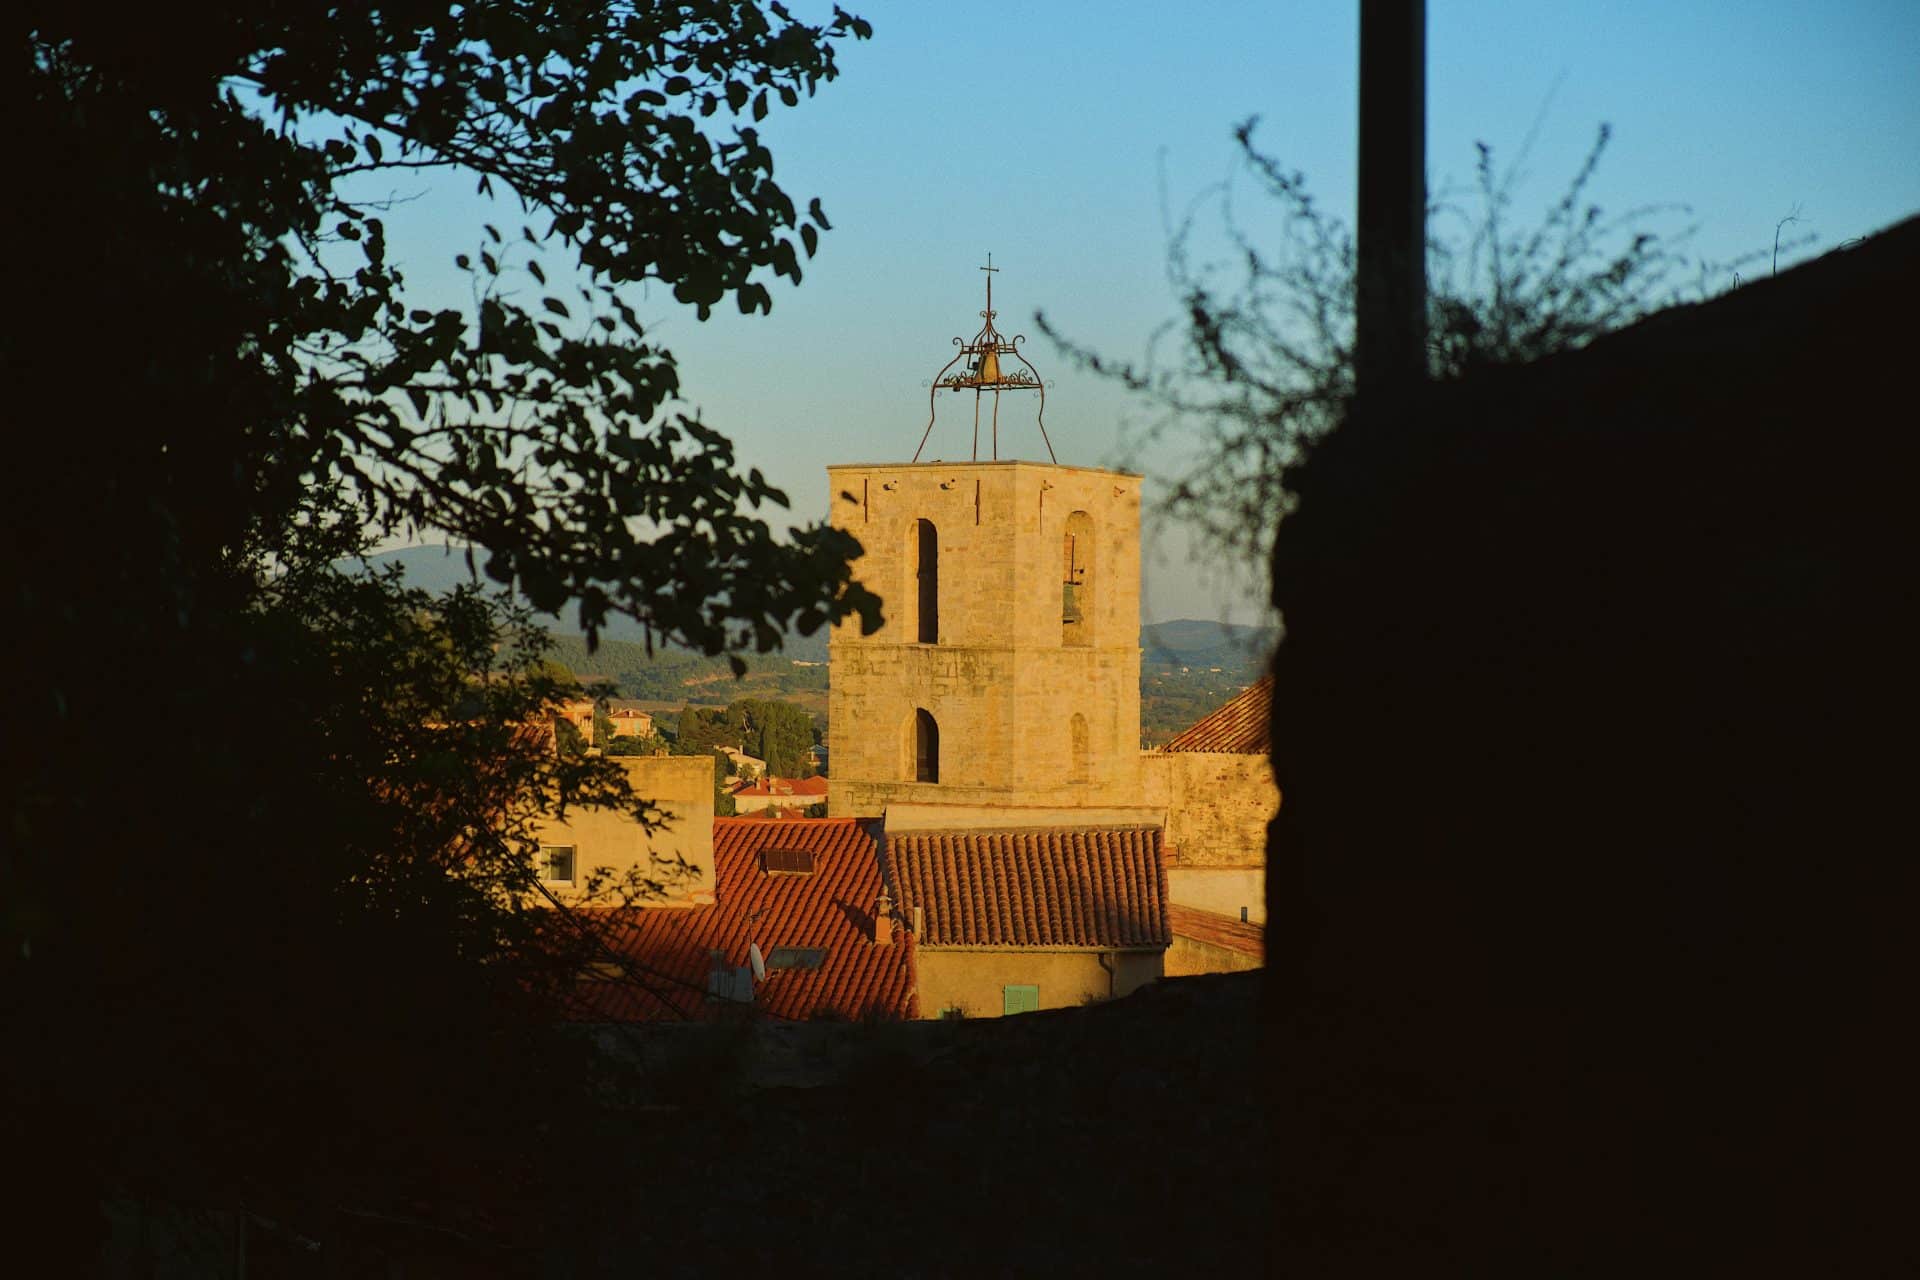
1042,121 -> 1785,572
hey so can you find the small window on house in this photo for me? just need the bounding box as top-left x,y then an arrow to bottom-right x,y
538,845 -> 576,884
765,947 -> 827,971
912,518 -> 939,643
1003,984 -> 1040,1016
912,708 -> 940,783
1070,713 -> 1090,784
761,847 -> 815,876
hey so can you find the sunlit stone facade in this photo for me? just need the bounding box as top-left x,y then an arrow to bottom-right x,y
825,460 -> 1143,817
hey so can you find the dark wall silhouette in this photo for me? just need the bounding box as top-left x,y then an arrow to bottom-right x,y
1266,216 -> 1918,1269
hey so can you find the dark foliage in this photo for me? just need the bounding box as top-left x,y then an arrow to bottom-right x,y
673,703 -> 750,755
1044,122 -> 1727,573
736,698 -> 813,777
6,0 -> 873,1261
19,1 -> 878,654
603,731 -> 669,757
585,975 -> 1265,1273
709,750 -> 737,816
1263,218 -> 1918,1267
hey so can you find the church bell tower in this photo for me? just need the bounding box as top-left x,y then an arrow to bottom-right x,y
826,263 -> 1143,819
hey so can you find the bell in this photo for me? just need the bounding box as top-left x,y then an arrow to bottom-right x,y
1062,581 -> 1084,623
978,345 -> 1002,383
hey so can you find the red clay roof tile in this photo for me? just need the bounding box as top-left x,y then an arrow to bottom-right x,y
884,826 -> 1171,950
1167,903 -> 1265,960
1160,675 -> 1272,754
567,818 -> 915,1022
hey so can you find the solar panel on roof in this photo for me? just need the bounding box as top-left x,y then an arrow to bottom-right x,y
762,847 -> 815,875
765,947 -> 826,971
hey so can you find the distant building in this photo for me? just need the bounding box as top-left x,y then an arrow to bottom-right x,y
554,697 -> 653,741
825,459 -> 1144,816
815,455 -> 1272,943
606,703 -> 654,737
1142,676 -> 1278,927
730,775 -> 828,814
718,747 -> 766,781
555,698 -> 597,740
816,446 -> 1180,1011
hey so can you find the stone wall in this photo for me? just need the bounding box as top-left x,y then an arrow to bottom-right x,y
1140,750 -> 1279,868
826,460 -> 1143,818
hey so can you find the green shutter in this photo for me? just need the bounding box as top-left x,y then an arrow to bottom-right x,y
1003,984 -> 1040,1016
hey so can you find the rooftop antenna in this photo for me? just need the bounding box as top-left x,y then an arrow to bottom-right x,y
914,255 -> 1056,464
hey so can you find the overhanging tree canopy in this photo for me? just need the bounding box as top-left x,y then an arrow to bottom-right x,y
9,1 -> 878,1248
19,0 -> 880,651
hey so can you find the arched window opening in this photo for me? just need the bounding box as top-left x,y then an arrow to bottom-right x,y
912,518 -> 939,644
913,708 -> 940,783
1070,713 -> 1090,784
1062,511 -> 1094,646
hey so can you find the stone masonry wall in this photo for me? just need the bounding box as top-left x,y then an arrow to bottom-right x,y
826,461 -> 1143,818
1140,750 -> 1278,868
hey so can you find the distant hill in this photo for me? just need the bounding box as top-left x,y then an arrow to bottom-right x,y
355,546 -> 1274,693
354,545 -> 830,661
1140,618 -> 1278,669
357,543 -> 491,598
1137,620 -> 1274,746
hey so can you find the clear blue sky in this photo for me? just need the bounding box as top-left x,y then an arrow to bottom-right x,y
366,1 -> 1920,624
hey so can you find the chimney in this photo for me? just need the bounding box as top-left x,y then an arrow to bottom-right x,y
874,887 -> 894,947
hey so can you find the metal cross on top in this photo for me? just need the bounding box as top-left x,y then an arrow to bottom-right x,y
915,255 -> 1055,464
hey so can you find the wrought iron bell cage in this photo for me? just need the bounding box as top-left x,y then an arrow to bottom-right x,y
913,256 -> 1057,464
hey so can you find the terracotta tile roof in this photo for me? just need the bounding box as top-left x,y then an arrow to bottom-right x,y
884,826 -> 1170,950
566,818 -> 915,1022
1160,675 -> 1273,754
1168,904 -> 1266,960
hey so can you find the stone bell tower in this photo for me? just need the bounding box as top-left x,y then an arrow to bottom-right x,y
827,263 -> 1142,819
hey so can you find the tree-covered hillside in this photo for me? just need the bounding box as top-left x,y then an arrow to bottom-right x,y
366,546 -> 833,660
543,634 -> 828,706
541,617 -> 1275,746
